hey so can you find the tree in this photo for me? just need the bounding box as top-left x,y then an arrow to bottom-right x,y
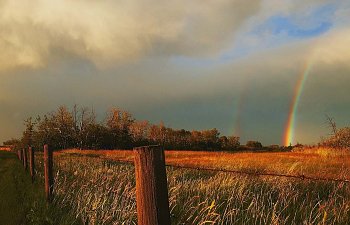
325,114 -> 337,136
336,128 -> 350,148
21,117 -> 36,148
54,106 -> 76,149
202,129 -> 220,150
74,106 -> 97,149
165,128 -> 191,150
321,115 -> 350,149
220,135 -> 240,150
129,120 -> 150,147
9,104 -> 247,152
190,130 -> 205,150
148,122 -> 165,146
227,136 -> 240,149
322,127 -> 350,149
33,106 -> 75,150
106,108 -> 134,149
176,129 -> 191,149
84,123 -> 113,149
246,140 -> 262,149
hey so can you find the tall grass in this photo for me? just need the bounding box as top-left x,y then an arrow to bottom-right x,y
34,152 -> 350,224
0,152 -> 80,225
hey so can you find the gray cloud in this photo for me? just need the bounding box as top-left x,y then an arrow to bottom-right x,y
2,28 -> 350,145
0,0 -> 261,71
1,1 -> 350,145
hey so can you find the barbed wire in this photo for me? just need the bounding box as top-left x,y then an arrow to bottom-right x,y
101,159 -> 350,183
62,156 -> 350,184
103,158 -> 134,165
166,164 -> 350,183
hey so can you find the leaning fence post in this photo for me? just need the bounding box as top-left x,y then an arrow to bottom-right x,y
44,144 -> 53,202
134,145 -> 171,225
29,146 -> 35,183
23,148 -> 27,170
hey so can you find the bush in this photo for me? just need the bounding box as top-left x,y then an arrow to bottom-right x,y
322,127 -> 350,149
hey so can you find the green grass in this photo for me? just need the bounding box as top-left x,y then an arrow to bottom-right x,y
0,151 -> 80,225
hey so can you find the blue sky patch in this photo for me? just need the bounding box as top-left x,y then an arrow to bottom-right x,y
264,3 -> 335,38
267,16 -> 332,38
217,3 -> 337,63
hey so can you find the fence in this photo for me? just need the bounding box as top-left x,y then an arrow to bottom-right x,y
16,145 -> 350,225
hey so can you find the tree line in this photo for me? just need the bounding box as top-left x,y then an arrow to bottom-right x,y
4,105 -> 245,151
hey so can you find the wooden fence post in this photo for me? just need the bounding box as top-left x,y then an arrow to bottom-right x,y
19,149 -> 23,163
29,146 -> 35,183
134,145 -> 171,225
23,148 -> 27,171
17,150 -> 21,161
44,144 -> 53,202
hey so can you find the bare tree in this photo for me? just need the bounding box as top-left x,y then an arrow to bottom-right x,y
325,114 -> 337,136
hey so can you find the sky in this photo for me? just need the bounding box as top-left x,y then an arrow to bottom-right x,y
1,0 -> 350,146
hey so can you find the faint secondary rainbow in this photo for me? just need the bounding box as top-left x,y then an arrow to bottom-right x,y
230,84 -> 249,137
283,61 -> 313,146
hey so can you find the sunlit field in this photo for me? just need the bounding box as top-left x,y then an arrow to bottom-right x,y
32,148 -> 350,224
58,148 -> 350,180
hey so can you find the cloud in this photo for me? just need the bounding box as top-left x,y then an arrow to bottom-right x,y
0,0 -> 261,71
1,1 -> 350,145
310,28 -> 350,64
1,27 -> 350,144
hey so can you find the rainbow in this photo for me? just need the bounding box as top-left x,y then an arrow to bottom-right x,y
231,84 -> 249,137
283,61 -> 313,146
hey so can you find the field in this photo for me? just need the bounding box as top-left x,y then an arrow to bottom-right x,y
30,148 -> 350,224
58,148 -> 350,180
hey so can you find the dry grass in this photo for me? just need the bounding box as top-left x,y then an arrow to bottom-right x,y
58,148 -> 350,180
36,148 -> 350,224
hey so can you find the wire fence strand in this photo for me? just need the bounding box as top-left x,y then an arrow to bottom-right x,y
81,157 -> 350,184
166,164 -> 350,183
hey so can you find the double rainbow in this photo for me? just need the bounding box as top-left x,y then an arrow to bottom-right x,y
283,62 -> 313,146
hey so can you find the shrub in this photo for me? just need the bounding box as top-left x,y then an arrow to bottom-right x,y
322,127 -> 350,149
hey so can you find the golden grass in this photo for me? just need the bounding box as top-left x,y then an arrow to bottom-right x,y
29,147 -> 350,224
58,148 -> 350,180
